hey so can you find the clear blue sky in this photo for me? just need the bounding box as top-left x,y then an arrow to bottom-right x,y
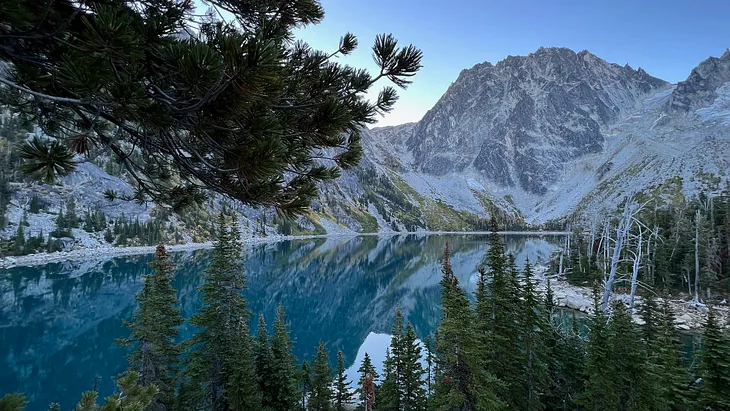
295,0 -> 730,126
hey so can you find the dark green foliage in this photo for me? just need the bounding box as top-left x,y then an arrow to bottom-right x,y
545,313 -> 585,411
380,348 -> 398,411
0,393 -> 26,411
355,353 -> 379,411
256,314 -> 277,411
432,243 -> 501,411
72,372 -> 157,411
309,341 -> 334,411
300,361 -> 312,411
520,260 -> 550,411
400,323 -> 427,411
18,137 -> 76,184
651,298 -> 691,410
578,290 -> 612,411
483,233 -> 523,408
111,215 -> 167,246
581,299 -> 653,411
182,214 -> 260,410
334,351 -> 353,411
1,0 -> 422,214
0,174 -> 11,230
694,309 -> 730,409
119,244 -> 182,410
28,195 -> 41,214
270,305 -> 301,411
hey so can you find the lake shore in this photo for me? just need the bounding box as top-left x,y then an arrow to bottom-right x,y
0,230 -> 567,269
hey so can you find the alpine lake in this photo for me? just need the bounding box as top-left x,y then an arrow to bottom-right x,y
3,233 -> 596,410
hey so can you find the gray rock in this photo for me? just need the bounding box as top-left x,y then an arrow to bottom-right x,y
403,47 -> 668,194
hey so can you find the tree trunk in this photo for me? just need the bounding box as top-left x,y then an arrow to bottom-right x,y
629,228 -> 643,311
694,209 -> 701,303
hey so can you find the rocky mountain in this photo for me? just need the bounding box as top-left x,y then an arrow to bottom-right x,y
2,47 -> 730,250
354,47 -> 730,225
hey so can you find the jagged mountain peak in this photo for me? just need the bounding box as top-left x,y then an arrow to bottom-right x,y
404,47 -> 668,195
669,50 -> 730,112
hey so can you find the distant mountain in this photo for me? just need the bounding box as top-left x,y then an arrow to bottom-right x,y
346,47 -> 730,226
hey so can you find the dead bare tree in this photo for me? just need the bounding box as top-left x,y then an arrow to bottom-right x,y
602,196 -> 648,311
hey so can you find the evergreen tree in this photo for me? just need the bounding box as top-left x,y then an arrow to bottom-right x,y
578,288 -> 613,411
380,309 -> 404,411
119,244 -> 183,411
0,393 -> 25,411
13,223 -> 24,255
28,195 -> 41,214
483,232 -> 522,407
310,341 -> 334,411
301,361 -> 312,411
652,298 -> 690,411
606,300 -> 653,410
334,351 -> 353,411
547,314 -> 585,411
256,314 -> 277,411
182,215 -> 260,411
432,243 -> 501,411
400,323 -> 427,411
72,372 -> 157,411
379,348 -> 398,411
356,353 -> 379,411
519,259 -> 549,411
640,296 -> 659,350
694,309 -> 730,409
3,1 -> 423,213
270,305 -> 300,411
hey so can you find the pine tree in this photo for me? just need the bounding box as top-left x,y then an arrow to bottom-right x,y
547,313 -> 585,411
0,393 -> 26,411
519,259 -> 549,411
334,351 -> 353,411
72,372 -> 157,411
4,1 -> 423,213
119,244 -> 183,410
13,222 -> 24,255
28,195 -> 41,214
104,228 -> 114,243
270,305 -> 300,411
652,298 -> 690,411
256,314 -> 276,411
606,300 -> 653,410
182,214 -> 260,411
694,308 -> 730,409
379,348 -> 398,411
400,323 -> 427,411
356,353 -> 379,411
484,232 -> 522,407
578,288 -> 613,411
380,309 -> 404,411
310,341 -> 334,411
640,296 -> 659,350
301,361 -> 312,411
432,243 -> 501,411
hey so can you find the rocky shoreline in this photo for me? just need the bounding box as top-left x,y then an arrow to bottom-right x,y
541,275 -> 729,331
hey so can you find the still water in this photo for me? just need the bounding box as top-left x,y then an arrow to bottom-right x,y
1,234 -> 561,411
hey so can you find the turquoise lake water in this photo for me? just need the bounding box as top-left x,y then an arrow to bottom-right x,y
0,234 -> 563,410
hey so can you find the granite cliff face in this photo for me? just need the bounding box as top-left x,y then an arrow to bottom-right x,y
669,50 -> 730,112
402,47 -> 668,194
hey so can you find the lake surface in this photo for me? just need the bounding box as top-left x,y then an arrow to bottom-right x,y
0,234 -> 562,411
